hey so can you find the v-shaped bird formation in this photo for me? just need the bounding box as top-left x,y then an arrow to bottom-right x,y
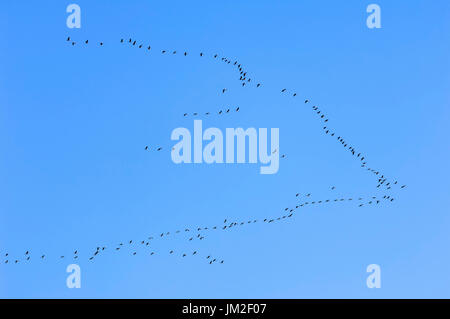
0,36 -> 407,270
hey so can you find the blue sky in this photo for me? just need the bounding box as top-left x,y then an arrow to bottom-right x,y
0,0 -> 449,298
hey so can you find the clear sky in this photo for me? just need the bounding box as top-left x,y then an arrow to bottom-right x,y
0,0 -> 449,298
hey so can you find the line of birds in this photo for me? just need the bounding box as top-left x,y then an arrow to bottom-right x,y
2,180 -> 404,267
183,106 -> 240,117
1,36 -> 407,268
2,245 -> 224,266
4,185 -> 336,266
1,210 -> 286,266
308,104 -> 405,191
289,185 -> 403,211
67,36 -> 259,94
291,194 -> 394,211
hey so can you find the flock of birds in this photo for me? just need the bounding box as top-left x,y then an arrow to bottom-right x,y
1,36 -> 407,267
182,106 -> 240,117
3,185 -> 403,265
